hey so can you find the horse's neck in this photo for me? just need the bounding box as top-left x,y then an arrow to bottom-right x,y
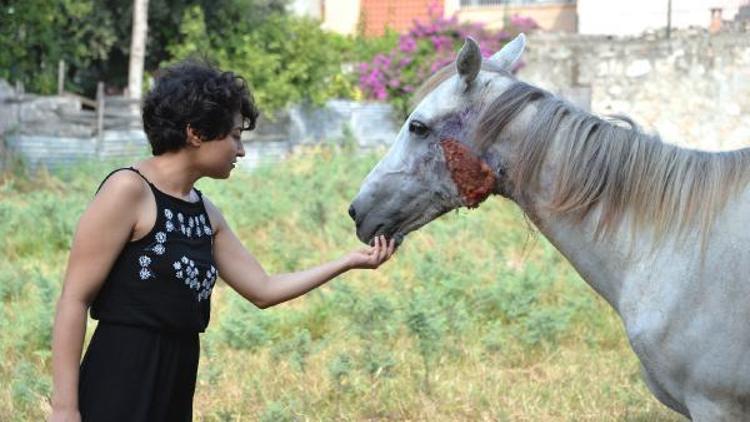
490,111 -> 661,312
518,198 -> 632,310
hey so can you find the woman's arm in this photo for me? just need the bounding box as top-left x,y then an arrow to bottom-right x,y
204,198 -> 395,309
50,172 -> 148,419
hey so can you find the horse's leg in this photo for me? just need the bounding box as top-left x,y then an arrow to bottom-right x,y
640,365 -> 691,418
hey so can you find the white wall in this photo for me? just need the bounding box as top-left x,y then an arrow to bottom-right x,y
288,0 -> 323,19
321,0 -> 361,35
578,0 -> 747,35
288,0 -> 360,35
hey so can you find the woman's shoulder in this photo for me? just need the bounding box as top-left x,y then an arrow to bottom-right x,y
95,168 -> 150,203
78,169 -> 152,236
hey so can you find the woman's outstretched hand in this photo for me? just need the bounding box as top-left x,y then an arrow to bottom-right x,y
346,235 -> 396,270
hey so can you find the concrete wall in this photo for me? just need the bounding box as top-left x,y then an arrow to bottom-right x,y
0,96 -> 399,170
5,131 -> 148,169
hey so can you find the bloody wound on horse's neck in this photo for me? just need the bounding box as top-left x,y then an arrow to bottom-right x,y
439,138 -> 496,208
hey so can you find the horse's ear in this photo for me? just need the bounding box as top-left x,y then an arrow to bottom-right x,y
490,33 -> 526,71
456,37 -> 482,88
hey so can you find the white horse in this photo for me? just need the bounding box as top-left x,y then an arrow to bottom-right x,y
348,34 -> 750,420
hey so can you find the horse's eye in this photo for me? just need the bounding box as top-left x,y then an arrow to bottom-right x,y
408,120 -> 430,137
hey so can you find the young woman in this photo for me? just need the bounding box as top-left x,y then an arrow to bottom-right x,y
49,61 -> 395,421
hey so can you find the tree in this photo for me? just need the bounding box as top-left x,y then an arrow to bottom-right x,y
0,0 -> 117,94
128,0 -> 149,100
0,0 -> 291,97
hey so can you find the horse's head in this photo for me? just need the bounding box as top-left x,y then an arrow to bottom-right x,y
349,34 -> 527,245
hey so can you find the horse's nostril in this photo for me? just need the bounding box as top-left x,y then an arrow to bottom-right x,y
348,204 -> 357,221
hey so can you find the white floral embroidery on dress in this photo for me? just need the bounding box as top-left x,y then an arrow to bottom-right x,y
138,255 -> 153,280
140,210 -> 179,277
139,208 -> 214,295
152,244 -> 166,255
173,258 -> 217,302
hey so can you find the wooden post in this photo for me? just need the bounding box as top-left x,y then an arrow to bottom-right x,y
58,59 -> 66,95
95,82 -> 105,157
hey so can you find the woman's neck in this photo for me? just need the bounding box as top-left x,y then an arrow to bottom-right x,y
136,153 -> 202,200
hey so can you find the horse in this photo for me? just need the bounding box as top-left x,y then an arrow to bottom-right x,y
348,34 -> 750,421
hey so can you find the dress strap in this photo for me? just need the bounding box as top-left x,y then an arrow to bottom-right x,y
94,167 -> 153,195
126,166 -> 155,185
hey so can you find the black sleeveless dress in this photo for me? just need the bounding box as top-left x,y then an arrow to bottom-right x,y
78,167 -> 218,421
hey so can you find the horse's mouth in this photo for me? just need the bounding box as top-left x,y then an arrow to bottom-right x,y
363,205 -> 451,248
366,222 -> 405,247
368,231 -> 405,247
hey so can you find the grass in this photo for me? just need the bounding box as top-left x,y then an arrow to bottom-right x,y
0,146 -> 683,420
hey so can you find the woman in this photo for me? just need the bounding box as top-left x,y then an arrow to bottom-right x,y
49,61 -> 395,421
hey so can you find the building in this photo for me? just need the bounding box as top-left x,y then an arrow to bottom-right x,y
577,0 -> 747,35
289,0 -> 750,36
289,0 -> 577,35
446,0 -> 577,34
288,0 -> 361,34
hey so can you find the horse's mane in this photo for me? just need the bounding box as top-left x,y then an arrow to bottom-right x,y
416,63 -> 750,242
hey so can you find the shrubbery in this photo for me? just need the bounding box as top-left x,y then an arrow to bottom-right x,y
356,14 -> 538,117
166,6 -> 360,115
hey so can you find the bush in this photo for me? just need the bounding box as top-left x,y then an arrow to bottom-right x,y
165,7 -> 359,116
0,0 -> 117,94
356,14 -> 537,117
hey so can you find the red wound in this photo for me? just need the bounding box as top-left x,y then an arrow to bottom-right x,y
439,138 -> 496,208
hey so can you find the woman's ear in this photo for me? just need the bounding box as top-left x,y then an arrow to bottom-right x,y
186,125 -> 203,148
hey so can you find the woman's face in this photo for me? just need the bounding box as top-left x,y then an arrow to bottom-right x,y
200,112 -> 245,179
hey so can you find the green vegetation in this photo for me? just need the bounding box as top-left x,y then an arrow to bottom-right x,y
167,6 -> 360,114
0,0 -> 387,114
0,148 -> 680,420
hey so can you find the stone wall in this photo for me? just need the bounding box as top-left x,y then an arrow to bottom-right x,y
520,29 -> 750,151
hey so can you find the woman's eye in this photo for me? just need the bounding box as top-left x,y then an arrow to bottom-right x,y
408,120 -> 430,137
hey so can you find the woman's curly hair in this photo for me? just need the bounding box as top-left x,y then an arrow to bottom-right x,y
142,60 -> 259,155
